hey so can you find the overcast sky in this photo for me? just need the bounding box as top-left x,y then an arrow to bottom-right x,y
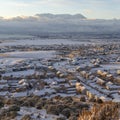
0,0 -> 120,19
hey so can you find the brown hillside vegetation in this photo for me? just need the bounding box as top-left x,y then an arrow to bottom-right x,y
78,102 -> 120,120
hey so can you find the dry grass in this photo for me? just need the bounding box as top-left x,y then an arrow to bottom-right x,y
78,102 -> 120,120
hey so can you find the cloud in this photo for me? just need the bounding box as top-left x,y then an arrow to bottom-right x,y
84,9 -> 93,14
3,13 -> 86,23
0,13 -> 120,35
11,2 -> 29,7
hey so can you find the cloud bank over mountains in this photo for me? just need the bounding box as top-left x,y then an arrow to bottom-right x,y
0,13 -> 120,34
2,13 -> 86,22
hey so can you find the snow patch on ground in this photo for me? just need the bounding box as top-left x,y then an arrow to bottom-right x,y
2,51 -> 56,59
16,107 -> 64,120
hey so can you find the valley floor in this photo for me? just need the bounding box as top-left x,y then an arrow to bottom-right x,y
0,38 -> 120,120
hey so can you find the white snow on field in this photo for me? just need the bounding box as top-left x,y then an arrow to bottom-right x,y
34,88 -> 56,96
0,91 -> 9,96
0,39 -> 97,46
0,84 -> 8,89
2,51 -> 56,59
91,63 -> 120,74
3,69 -> 35,77
12,91 -> 28,98
17,107 -> 64,120
101,64 -> 120,70
0,50 -> 56,67
0,58 -> 25,67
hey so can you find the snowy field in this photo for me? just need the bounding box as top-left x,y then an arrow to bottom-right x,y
0,51 -> 56,67
0,38 -> 104,46
17,107 -> 62,120
0,51 -> 56,59
101,64 -> 120,70
0,58 -> 26,67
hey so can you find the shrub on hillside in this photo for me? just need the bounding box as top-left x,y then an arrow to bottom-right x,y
78,102 -> 119,120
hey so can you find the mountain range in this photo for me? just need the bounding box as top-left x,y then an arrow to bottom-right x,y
0,13 -> 120,35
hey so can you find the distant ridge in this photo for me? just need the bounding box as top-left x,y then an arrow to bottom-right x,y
0,13 -> 86,21
0,13 -> 120,34
35,13 -> 86,19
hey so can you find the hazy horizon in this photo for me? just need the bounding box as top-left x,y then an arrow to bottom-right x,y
0,0 -> 120,35
1,13 -> 120,20
0,0 -> 120,19
0,13 -> 120,35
